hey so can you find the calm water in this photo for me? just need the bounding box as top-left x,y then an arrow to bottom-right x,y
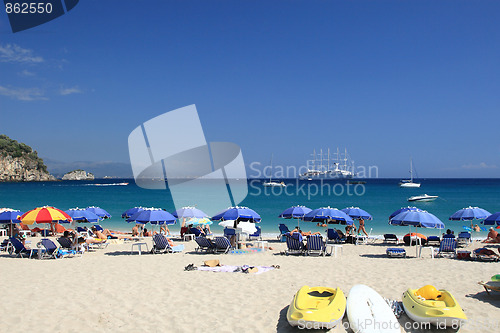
1,178 -> 499,237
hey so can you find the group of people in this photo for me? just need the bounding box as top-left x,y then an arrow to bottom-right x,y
315,218 -> 369,237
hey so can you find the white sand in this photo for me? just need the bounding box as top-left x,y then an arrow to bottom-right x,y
0,236 -> 499,332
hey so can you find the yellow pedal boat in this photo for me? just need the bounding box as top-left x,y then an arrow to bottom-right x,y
402,285 -> 467,327
287,285 -> 346,329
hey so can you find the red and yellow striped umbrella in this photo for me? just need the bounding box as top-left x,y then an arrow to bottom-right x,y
20,206 -> 72,225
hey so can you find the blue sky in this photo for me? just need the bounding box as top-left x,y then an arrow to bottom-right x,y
0,0 -> 499,178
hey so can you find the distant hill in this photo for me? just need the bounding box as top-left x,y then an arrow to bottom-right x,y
0,134 -> 55,181
43,158 -> 133,179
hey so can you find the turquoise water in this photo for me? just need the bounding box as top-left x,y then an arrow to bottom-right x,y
1,178 -> 499,238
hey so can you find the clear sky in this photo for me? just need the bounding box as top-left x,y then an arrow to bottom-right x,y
0,0 -> 499,178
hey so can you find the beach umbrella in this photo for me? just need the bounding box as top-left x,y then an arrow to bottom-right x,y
126,208 -> 176,225
482,212 -> 500,226
303,207 -> 353,225
65,208 -> 100,223
450,206 -> 491,230
20,206 -> 72,225
172,206 -> 208,219
279,205 -> 312,219
86,206 -> 111,219
187,217 -> 212,226
279,205 -> 312,228
341,207 -> 373,220
121,207 -> 144,219
0,210 -> 24,236
389,210 -> 444,257
388,207 -> 423,221
211,206 -> 261,222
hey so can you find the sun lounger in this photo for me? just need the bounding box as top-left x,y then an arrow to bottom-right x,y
214,236 -> 234,254
457,232 -> 471,247
478,281 -> 500,295
386,247 -> 406,258
37,238 -> 60,259
223,228 -> 236,239
426,236 -> 441,247
436,238 -> 457,258
195,236 -> 217,253
152,234 -> 184,254
306,235 -> 326,256
248,226 -> 262,241
383,234 -> 399,244
278,224 -> 290,242
285,233 -> 305,255
8,237 -> 37,258
56,237 -> 83,257
326,228 -> 344,244
0,239 -> 9,252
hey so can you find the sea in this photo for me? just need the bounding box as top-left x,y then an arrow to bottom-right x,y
1,178 -> 499,238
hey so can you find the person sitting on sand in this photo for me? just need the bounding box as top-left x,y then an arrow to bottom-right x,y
474,224 -> 481,232
358,218 -> 368,236
160,225 -> 171,236
290,226 -> 320,237
483,228 -> 500,243
442,229 -> 455,239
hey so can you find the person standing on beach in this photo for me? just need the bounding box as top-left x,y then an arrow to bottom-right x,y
358,218 -> 368,236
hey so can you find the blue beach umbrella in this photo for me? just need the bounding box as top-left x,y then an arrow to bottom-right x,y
389,210 -> 444,256
303,207 -> 353,225
211,206 -> 261,222
449,206 -> 491,221
121,207 -> 144,219
86,206 -> 111,219
172,206 -> 208,219
279,205 -> 312,228
388,207 -> 423,221
390,210 -> 444,229
65,208 -> 100,223
126,208 -> 176,225
341,207 -> 373,220
0,210 -> 24,224
279,205 -> 312,219
482,212 -> 500,226
0,210 -> 24,236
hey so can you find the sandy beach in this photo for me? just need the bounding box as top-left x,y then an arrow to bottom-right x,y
1,236 -> 499,333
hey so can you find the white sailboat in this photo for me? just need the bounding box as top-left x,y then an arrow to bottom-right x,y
399,159 -> 421,188
263,154 -> 286,187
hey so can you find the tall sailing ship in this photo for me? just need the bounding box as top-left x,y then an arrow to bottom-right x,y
299,148 -> 356,180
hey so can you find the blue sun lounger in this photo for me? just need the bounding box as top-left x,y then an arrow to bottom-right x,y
285,233 -> 305,255
386,248 -> 406,258
152,234 -> 184,254
437,238 -> 457,258
8,237 -> 34,258
214,236 -> 234,254
306,235 -> 326,256
426,236 -> 441,247
195,237 -> 217,253
38,238 -> 60,259
326,228 -> 344,244
457,232 -> 471,247
278,224 -> 290,242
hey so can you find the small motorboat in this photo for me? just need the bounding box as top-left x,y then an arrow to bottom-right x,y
402,285 -> 467,327
408,194 -> 438,202
287,286 -> 346,329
